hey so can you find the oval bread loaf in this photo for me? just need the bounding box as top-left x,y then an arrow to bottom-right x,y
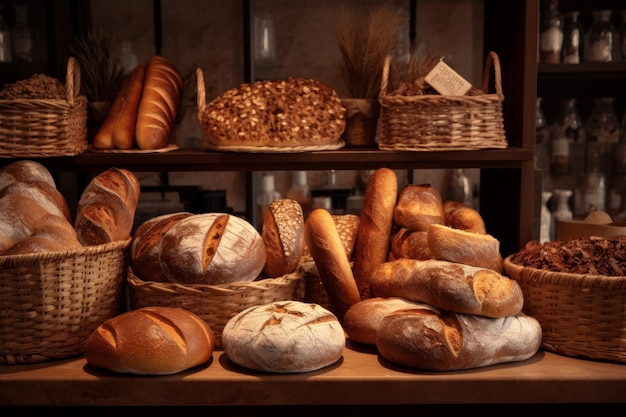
393,184 -> 444,232
262,198 -> 304,278
369,258 -> 524,318
222,301 -> 345,373
427,223 -> 499,269
443,200 -> 486,234
0,160 -> 56,191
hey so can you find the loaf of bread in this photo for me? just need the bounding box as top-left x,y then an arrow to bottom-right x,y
0,194 -> 53,253
1,213 -> 82,255
427,223 -> 500,269
158,213 -> 266,285
343,297 -> 436,345
222,301 -> 345,373
390,228 -> 433,261
201,77 -> 346,148
85,306 -> 215,375
130,212 -> 193,282
262,199 -> 304,278
135,56 -> 183,150
74,168 -> 140,246
443,200 -> 486,234
301,213 -> 359,263
112,64 -> 146,150
0,181 -> 71,222
304,208 -> 360,321
0,160 -> 56,191
376,308 -> 542,371
370,258 -> 524,318
393,184 -> 444,232
352,167 -> 398,299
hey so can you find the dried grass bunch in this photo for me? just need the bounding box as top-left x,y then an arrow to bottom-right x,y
336,3 -> 406,99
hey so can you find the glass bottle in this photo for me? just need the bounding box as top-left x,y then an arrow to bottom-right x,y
577,144 -> 607,216
253,8 -> 276,80
257,174 -> 282,230
552,188 -> 573,240
11,1 -> 33,62
540,191 -> 552,243
535,97 -> 551,180
585,9 -> 619,62
447,168 -> 473,208
562,11 -> 583,64
0,5 -> 11,63
286,170 -> 312,220
550,98 -> 585,176
539,0 -> 564,64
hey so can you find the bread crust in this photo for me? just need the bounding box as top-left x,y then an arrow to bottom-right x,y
301,213 -> 359,263
427,223 -> 499,269
443,200 -> 486,234
262,199 -> 304,278
390,228 -> 433,260
393,184 -> 444,232
112,63 -> 146,150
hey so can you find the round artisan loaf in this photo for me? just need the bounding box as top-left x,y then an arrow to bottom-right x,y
0,160 -> 56,191
85,306 -> 215,375
222,300 -> 345,373
343,297 -> 436,345
1,213 -> 82,255
369,258 -> 524,318
427,223 -> 499,269
376,308 -> 542,371
301,213 -> 359,263
393,184 -> 444,232
159,212 -> 266,285
262,198 -> 304,278
390,228 -> 433,261
443,200 -> 486,234
130,211 -> 194,282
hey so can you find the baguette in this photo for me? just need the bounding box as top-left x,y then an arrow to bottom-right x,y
112,63 -> 146,150
92,75 -> 130,150
352,167 -> 397,299
427,223 -> 499,269
369,258 -> 524,318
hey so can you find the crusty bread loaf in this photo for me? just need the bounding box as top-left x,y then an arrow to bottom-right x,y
74,168 -> 140,246
352,167 -> 397,299
0,160 -> 56,191
301,213 -> 359,263
427,223 -> 499,269
159,213 -> 266,285
0,194 -> 52,254
85,306 -> 215,375
1,213 -> 81,255
343,297 -> 436,345
390,228 -> 433,260
369,258 -> 524,318
130,212 -> 193,282
135,56 -> 183,150
93,72 -> 131,150
376,309 -> 542,371
0,181 -> 71,222
112,64 -> 146,150
393,183 -> 444,232
262,199 -> 304,278
443,200 -> 486,234
222,301 -> 345,373
201,77 -> 346,148
304,208 -> 360,321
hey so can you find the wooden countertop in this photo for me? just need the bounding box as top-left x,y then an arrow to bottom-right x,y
1,345 -> 625,408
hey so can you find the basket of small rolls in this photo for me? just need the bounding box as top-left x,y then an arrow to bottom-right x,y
0,161 -> 139,364
127,199 -> 307,349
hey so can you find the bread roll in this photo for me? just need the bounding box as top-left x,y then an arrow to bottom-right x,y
262,199 -> 304,278
222,301 -> 345,373
352,168 -> 397,299
74,168 -> 140,246
85,306 -> 215,375
0,160 -> 56,191
112,64 -> 146,150
390,228 -> 433,260
427,223 -> 499,269
343,297 -> 436,345
1,214 -> 81,255
376,309 -> 542,371
393,184 -> 444,232
443,200 -> 486,234
130,212 -> 193,282
159,213 -> 266,285
304,208 -> 360,321
135,55 -> 183,150
301,213 -> 359,263
369,258 -> 524,318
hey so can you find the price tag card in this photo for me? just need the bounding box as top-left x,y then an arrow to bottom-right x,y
424,59 -> 472,96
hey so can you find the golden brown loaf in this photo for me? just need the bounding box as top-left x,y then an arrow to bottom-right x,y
0,181 -> 71,222
112,64 -> 146,150
393,183 -> 444,232
443,200 -> 487,234
300,213 -> 359,263
0,194 -> 54,253
427,223 -> 499,269
0,160 -> 56,191
261,198 -> 304,278
1,213 -> 81,255
201,77 -> 346,148
369,258 -> 524,318
158,213 -> 266,285
74,168 -> 140,246
352,167 -> 398,299
135,55 -> 183,150
376,309 -> 542,371
222,301 -> 345,373
390,228 -> 433,261
85,306 -> 215,375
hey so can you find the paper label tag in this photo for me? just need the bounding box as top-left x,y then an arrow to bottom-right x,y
424,60 -> 472,96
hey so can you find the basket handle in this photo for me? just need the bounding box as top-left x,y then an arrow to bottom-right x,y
196,67 -> 206,121
65,56 -> 80,105
379,54 -> 392,98
482,51 -> 503,97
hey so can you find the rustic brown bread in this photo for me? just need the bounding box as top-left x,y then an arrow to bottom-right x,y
301,213 -> 359,263
443,200 -> 487,234
201,77 -> 346,148
0,181 -> 71,222
0,194 -> 52,254
112,63 -> 147,150
393,183 -> 444,232
1,213 -> 81,255
0,160 -> 56,191
262,199 -> 304,278
390,228 -> 434,260
427,223 -> 499,269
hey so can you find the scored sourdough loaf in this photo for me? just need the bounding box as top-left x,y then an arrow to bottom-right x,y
262,199 -> 304,278
376,308 -> 542,371
201,77 -> 346,148
427,223 -> 499,269
369,258 -> 524,318
85,306 -> 215,375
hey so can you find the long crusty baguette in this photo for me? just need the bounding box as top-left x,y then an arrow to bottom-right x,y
376,308 -> 542,371
352,167 -> 397,299
112,63 -> 146,150
135,55 -> 183,150
369,258 -> 524,318
92,75 -> 131,150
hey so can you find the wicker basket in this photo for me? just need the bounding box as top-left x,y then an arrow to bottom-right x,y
378,51 -> 507,151
0,57 -> 88,157
0,239 -> 131,364
503,256 -> 626,363
127,267 -> 306,348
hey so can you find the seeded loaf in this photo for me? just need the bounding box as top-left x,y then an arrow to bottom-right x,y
200,77 -> 346,149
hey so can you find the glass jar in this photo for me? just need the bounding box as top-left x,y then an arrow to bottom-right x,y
562,11 -> 583,64
539,0 -> 563,63
550,98 -> 585,175
577,145 -> 607,216
585,9 -> 619,62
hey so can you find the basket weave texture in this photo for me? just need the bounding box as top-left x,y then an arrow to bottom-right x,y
0,239 -> 130,364
127,267 -> 306,348
504,256 -> 626,363
0,57 -> 88,157
378,51 -> 507,151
